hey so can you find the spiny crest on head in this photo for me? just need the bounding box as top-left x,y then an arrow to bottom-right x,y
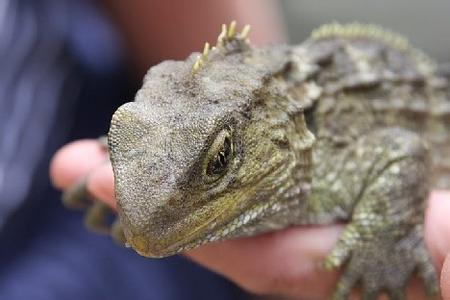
311,22 -> 436,74
192,21 -> 251,73
192,42 -> 210,73
216,21 -> 251,48
311,22 -> 410,51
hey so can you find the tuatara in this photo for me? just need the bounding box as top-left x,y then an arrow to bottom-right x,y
67,22 -> 450,299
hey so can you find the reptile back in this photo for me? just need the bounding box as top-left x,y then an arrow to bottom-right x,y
295,24 -> 450,189
102,22 -> 445,298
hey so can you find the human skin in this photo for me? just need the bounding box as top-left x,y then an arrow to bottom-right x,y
53,2 -> 450,298
100,0 -> 286,76
50,140 -> 450,300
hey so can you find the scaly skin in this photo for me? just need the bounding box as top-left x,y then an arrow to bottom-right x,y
106,23 -> 450,299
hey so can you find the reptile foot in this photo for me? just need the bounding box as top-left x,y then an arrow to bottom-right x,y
325,225 -> 438,300
61,136 -> 126,245
61,135 -> 108,209
62,176 -> 91,209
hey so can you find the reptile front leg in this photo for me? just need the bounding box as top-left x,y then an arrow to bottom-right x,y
62,136 -> 126,245
313,128 -> 438,299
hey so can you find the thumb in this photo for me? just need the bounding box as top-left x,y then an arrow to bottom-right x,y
441,252 -> 450,300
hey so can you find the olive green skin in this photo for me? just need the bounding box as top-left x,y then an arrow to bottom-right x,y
108,23 -> 449,299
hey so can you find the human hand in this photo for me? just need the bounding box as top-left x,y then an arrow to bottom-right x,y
50,139 -> 450,300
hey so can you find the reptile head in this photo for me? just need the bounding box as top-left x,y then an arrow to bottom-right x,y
108,23 -> 315,257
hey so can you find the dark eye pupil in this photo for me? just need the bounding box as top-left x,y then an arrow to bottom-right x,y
209,136 -> 232,176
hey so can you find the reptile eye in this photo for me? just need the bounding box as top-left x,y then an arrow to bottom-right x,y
205,127 -> 234,180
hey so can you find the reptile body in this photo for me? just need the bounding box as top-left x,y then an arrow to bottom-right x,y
106,23 -> 450,299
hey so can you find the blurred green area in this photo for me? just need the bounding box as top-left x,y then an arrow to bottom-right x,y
279,0 -> 450,62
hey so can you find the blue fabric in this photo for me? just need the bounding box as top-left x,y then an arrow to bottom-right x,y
0,0 -> 247,299
0,0 -> 75,227
0,194 -> 244,300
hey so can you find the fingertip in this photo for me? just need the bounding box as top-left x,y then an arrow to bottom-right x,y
425,190 -> 450,267
50,139 -> 108,189
186,225 -> 342,299
88,162 -> 116,209
441,253 -> 450,300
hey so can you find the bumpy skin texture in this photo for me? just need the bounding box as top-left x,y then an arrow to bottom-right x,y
108,23 -> 450,299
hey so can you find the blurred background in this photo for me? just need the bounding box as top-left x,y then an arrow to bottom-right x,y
283,0 -> 450,62
0,0 -> 448,299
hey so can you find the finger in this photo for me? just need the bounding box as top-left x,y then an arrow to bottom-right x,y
51,142 -> 450,300
50,139 -> 115,208
87,162 -> 115,208
441,253 -> 450,300
187,225 -> 342,299
425,190 -> 450,267
50,139 -> 108,189
186,191 -> 450,299
187,226 -> 433,300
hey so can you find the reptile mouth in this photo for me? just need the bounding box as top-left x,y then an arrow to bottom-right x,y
163,194 -> 286,256
125,201 -> 248,258
159,205 -> 241,256
124,161 -> 291,258
162,163 -> 290,254
122,195 -> 241,258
